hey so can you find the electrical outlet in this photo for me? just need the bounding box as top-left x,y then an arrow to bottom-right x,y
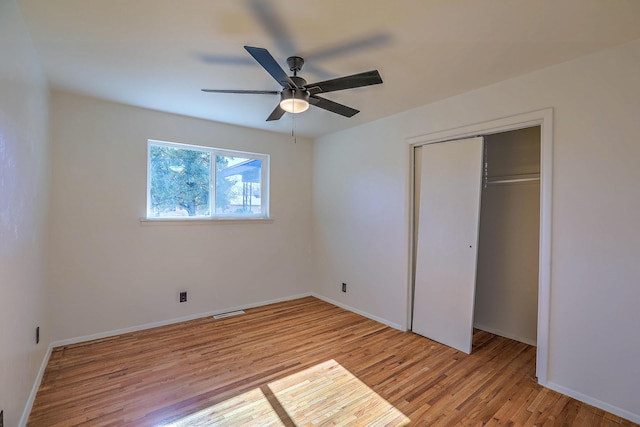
342,283 -> 347,293
179,291 -> 187,303
36,326 -> 40,344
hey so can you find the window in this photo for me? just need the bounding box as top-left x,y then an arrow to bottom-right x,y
147,140 -> 269,219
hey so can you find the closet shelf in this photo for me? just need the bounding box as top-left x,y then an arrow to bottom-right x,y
485,173 -> 540,185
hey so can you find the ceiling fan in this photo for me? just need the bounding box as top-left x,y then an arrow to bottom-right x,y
202,46 -> 383,121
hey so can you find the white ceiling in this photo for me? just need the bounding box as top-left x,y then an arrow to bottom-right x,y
17,0 -> 640,138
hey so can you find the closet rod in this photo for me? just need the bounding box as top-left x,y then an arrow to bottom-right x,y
487,177 -> 540,185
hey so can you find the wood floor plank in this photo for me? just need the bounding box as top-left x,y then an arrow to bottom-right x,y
28,297 -> 637,426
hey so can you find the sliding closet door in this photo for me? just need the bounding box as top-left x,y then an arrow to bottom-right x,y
413,137 -> 483,354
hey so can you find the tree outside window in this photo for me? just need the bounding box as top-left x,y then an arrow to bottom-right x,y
147,140 -> 269,219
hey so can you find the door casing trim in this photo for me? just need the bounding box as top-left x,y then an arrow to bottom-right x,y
405,108 -> 553,385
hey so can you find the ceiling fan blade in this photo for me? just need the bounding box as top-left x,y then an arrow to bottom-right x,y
266,104 -> 286,121
299,63 -> 335,80
248,0 -> 296,56
309,95 -> 359,118
244,46 -> 296,89
201,89 -> 279,95
306,70 -> 383,94
303,33 -> 391,62
198,54 -> 255,66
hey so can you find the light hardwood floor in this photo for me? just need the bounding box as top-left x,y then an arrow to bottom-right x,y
29,297 -> 637,426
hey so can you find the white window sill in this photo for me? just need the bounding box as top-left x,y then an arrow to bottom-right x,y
140,217 -> 273,224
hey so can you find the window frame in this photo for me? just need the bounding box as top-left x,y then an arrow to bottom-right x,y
146,139 -> 270,220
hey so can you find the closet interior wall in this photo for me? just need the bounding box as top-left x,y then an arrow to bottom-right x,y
474,126 -> 541,346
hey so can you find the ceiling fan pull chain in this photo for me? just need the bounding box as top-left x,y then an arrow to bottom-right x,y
292,94 -> 297,143
291,90 -> 297,143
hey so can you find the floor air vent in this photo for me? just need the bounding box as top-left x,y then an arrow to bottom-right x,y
213,310 -> 245,319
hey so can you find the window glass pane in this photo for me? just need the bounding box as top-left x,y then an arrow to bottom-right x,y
149,144 -> 211,217
215,156 -> 263,215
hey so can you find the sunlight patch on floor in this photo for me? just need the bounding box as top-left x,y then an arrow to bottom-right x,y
270,359 -> 410,426
158,359 -> 409,426
159,387 -> 283,427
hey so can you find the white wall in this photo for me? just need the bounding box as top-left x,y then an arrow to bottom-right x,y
313,39 -> 640,421
48,91 -> 313,342
0,1 -> 51,425
312,122 -> 410,327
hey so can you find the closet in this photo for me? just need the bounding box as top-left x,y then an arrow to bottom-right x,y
474,127 -> 540,346
412,126 -> 541,353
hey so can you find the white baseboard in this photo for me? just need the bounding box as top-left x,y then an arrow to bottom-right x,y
546,381 -> 640,424
311,293 -> 406,331
51,293 -> 313,347
51,292 -> 403,349
19,343 -> 54,427
473,322 -> 537,346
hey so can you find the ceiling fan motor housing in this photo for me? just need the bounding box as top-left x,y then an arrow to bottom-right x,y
289,75 -> 307,88
281,87 -> 309,101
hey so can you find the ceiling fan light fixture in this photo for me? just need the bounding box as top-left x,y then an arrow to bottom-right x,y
280,89 -> 309,114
